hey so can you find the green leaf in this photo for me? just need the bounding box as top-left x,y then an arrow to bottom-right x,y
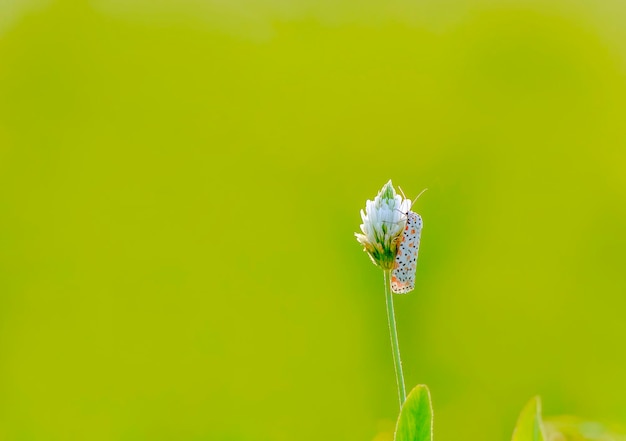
511,396 -> 546,441
394,384 -> 433,441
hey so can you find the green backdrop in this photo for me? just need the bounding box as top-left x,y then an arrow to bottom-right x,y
1,1 -> 626,440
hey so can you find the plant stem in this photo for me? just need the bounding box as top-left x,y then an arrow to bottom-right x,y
383,269 -> 406,407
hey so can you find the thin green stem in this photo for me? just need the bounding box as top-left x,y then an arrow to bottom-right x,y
383,269 -> 406,407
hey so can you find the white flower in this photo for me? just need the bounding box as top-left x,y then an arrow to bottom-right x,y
355,180 -> 411,270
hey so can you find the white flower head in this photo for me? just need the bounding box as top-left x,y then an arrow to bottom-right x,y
355,180 -> 411,270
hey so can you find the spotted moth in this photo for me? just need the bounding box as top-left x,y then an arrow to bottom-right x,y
390,210 -> 423,294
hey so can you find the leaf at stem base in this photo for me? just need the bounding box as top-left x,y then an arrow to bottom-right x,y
394,384 -> 433,441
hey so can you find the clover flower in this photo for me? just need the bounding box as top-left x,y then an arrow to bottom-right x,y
355,180 -> 428,410
355,180 -> 411,270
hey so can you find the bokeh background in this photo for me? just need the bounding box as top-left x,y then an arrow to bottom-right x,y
1,0 -> 626,440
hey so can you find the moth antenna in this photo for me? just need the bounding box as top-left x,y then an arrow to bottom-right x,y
412,188 -> 428,206
398,186 -> 408,200
383,215 -> 406,225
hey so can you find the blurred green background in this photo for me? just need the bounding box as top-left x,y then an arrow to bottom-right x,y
1,0 -> 626,440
